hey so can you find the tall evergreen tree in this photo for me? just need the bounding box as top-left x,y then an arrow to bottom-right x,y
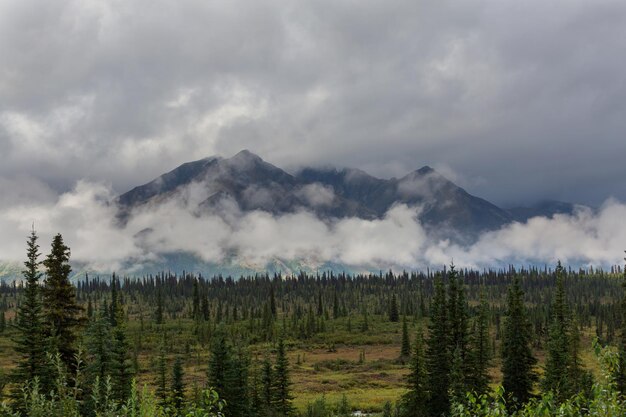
468,289 -> 491,395
227,348 -> 250,417
249,358 -> 263,417
12,229 -> 52,399
42,233 -> 84,371
449,346 -> 466,405
155,286 -> 164,325
317,291 -> 323,316
109,274 -> 118,327
447,265 -> 469,369
542,262 -> 586,402
86,296 -> 94,320
171,356 -> 185,411
270,285 -> 277,318
401,328 -> 428,417
542,262 -> 570,400
85,303 -> 112,395
501,276 -> 537,409
389,294 -> 400,322
109,280 -> 134,403
261,356 -> 274,411
155,335 -> 168,404
333,292 -> 340,319
400,316 -> 411,360
208,329 -> 230,397
425,274 -> 450,417
192,279 -> 200,320
272,337 -> 294,416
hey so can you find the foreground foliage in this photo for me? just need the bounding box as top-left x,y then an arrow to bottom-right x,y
0,353 -> 225,417
452,340 -> 625,417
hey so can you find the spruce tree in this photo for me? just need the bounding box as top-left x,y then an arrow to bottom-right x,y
171,356 -> 185,411
447,264 -> 470,386
208,326 -> 230,392
389,293 -> 400,322
542,262 -> 587,402
333,292 -> 340,319
542,262 -> 571,401
317,291 -> 323,316
567,316 -> 592,397
85,303 -> 112,396
272,337 -> 294,416
249,359 -> 262,417
227,348 -> 250,417
261,356 -> 274,410
425,274 -> 450,417
270,285 -> 277,318
109,279 -> 134,403
155,335 -> 168,404
400,316 -> 411,360
86,296 -> 94,320
155,286 -> 164,325
468,289 -> 491,396
42,233 -> 84,371
501,276 -> 537,409
207,327 -> 251,417
207,327 -> 232,404
109,274 -> 119,327
192,279 -> 200,320
449,346 -> 466,405
401,328 -> 428,417
201,292 -> 210,321
12,229 -> 52,399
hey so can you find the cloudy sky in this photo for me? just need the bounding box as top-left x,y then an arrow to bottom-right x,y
2,0 -> 625,207
1,0 -> 626,272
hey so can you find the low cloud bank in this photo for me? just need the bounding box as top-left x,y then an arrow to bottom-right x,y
1,180 -> 625,274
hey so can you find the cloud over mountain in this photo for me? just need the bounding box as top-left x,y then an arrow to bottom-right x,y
0,152 -> 624,278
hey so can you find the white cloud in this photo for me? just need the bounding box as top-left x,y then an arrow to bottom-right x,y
296,183 -> 336,207
1,180 -> 625,275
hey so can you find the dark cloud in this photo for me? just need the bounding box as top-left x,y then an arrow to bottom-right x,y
0,0 -> 625,207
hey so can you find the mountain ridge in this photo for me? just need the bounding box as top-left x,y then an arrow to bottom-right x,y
0,151 -> 585,281
117,150 -> 517,241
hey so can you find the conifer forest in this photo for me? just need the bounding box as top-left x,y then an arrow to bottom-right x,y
1,232 -> 626,416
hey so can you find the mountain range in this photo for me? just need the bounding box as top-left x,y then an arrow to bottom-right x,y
0,150 -> 582,281
118,150 -> 576,240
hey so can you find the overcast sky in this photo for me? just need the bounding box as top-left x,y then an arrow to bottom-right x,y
1,0 -> 626,208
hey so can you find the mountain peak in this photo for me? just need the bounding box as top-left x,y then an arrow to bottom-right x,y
417,166 -> 434,175
230,149 -> 262,162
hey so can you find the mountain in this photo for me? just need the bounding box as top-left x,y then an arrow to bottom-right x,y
0,151 -> 590,281
118,150 -> 375,220
296,166 -> 512,239
507,200 -> 579,223
118,150 -> 513,240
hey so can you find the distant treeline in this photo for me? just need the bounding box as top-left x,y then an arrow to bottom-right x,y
2,230 -> 626,416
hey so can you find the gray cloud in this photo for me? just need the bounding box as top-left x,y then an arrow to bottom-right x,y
0,0 -> 625,206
